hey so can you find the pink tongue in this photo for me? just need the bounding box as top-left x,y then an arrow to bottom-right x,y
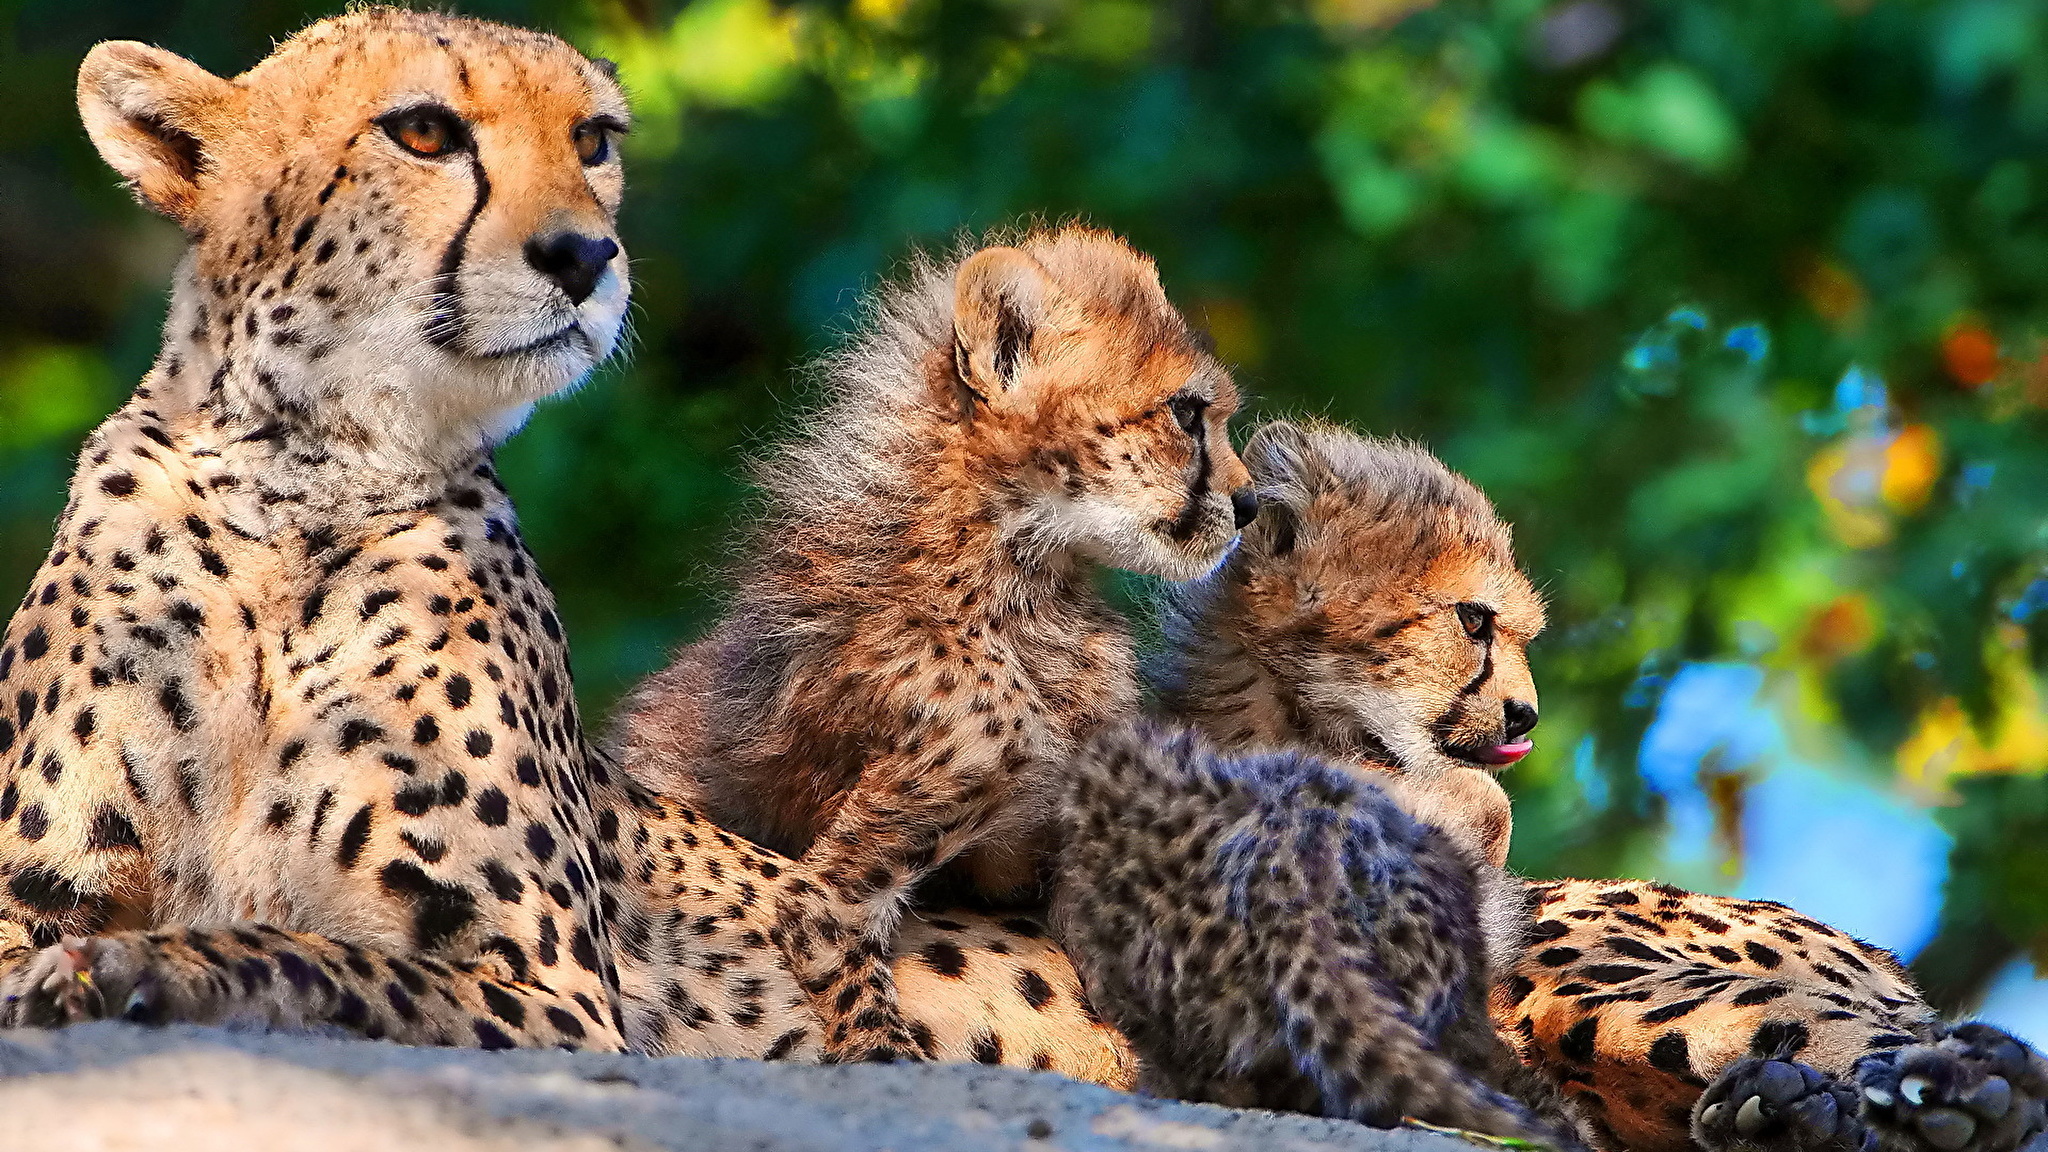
1475,740 -> 1533,765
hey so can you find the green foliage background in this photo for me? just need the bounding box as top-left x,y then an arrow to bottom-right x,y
7,0 -> 2048,1014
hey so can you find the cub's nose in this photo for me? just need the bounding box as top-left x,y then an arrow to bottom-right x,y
524,232 -> 619,305
1230,487 -> 1260,530
1503,699 -> 1539,742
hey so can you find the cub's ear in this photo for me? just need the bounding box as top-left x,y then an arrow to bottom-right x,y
952,246 -> 1052,412
1239,420 -> 1334,558
78,41 -> 237,225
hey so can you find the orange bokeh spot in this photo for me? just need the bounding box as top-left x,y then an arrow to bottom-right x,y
1801,593 -> 1878,664
1882,424 -> 1942,513
1942,321 -> 2000,388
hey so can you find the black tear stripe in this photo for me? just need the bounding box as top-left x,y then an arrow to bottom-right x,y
425,153 -> 493,348
1165,405 -> 1214,542
1456,649 -> 1494,699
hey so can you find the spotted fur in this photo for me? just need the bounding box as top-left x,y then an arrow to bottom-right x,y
1054,723 -> 1578,1145
1144,420 -> 2047,1152
616,227 -> 1256,1062
0,12 -> 1137,1086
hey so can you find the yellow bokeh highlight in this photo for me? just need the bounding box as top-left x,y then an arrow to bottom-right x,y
1898,637 -> 2048,802
853,0 -> 914,26
1806,424 -> 1942,548
592,0 -> 801,155
1311,0 -> 1441,31
1194,297 -> 1262,369
1880,424 -> 1941,513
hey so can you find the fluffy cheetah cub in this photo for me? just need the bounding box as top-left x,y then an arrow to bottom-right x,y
1100,422 -> 2048,1152
617,226 -> 1257,1062
1054,421 -> 1565,1137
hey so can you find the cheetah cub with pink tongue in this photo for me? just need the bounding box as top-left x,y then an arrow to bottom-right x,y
617,226 -> 1258,1063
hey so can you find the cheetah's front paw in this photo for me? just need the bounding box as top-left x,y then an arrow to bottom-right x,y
1856,1024 -> 2048,1152
0,935 -> 214,1030
1,937 -> 121,1027
1696,1058 -> 1867,1152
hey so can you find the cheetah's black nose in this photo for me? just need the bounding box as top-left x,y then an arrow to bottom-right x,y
1230,487 -> 1260,530
1503,699 -> 1539,742
524,232 -> 618,305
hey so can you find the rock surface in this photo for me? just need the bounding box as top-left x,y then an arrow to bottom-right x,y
0,1021 -> 1474,1151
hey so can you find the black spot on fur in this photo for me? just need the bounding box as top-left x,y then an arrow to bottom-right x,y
1648,1031 -> 1692,1076
1749,1019 -> 1811,1059
921,940 -> 968,978
1017,969 -> 1054,1010
1640,996 -> 1708,1024
480,983 -> 526,1028
336,804 -> 374,869
87,806 -> 142,851
9,865 -> 83,912
1560,1017 -> 1599,1064
970,1030 -> 1003,1064
378,859 -> 478,951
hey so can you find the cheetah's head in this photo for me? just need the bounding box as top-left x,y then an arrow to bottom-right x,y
1186,420 -> 1546,775
945,228 -> 1257,581
77,9 -> 629,463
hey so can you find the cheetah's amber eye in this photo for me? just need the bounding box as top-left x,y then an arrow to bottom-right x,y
1166,392 -> 1210,436
1456,602 -> 1495,641
376,105 -> 471,160
573,118 -> 621,166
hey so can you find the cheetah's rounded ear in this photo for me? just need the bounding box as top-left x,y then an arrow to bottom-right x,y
952,246 -> 1053,415
1239,420 -> 1334,558
78,41 -> 237,226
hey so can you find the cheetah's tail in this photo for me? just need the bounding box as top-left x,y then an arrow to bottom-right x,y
1269,921 -> 1586,1151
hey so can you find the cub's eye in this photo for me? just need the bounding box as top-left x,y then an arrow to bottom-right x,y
377,105 -> 470,159
1456,602 -> 1495,641
1166,393 -> 1210,436
573,119 -> 614,166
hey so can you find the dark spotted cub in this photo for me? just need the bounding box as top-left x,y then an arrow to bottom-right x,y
1054,722 -> 1577,1145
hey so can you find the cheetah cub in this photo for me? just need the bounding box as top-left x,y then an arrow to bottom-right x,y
1054,421 -> 1568,1139
1076,422 -> 2048,1152
617,227 -> 1257,1062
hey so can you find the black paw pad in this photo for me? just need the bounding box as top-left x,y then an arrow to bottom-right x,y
1697,1058 -> 1864,1152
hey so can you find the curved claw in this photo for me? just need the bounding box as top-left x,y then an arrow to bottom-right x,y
1856,1024 -> 2048,1152
1697,1058 -> 1866,1152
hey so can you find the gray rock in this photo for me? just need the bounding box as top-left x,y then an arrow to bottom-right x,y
0,1022 -> 1477,1151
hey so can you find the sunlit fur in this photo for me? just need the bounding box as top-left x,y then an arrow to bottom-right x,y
1054,724 -> 1578,1144
1161,420 -> 1545,786
83,7 -> 629,475
1141,423 -> 2041,1152
616,226 -> 1254,1061
0,12 -> 1143,1084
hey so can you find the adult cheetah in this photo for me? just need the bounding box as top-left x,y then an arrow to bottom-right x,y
0,10 -> 1134,1082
